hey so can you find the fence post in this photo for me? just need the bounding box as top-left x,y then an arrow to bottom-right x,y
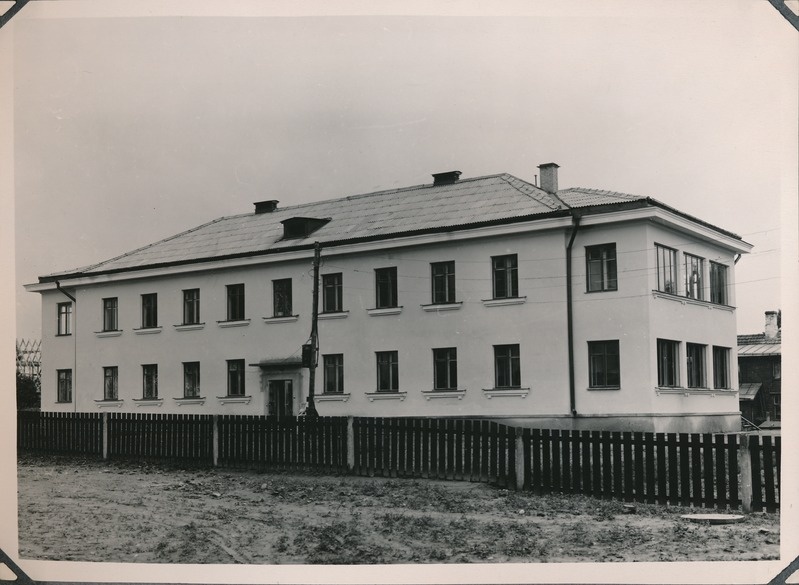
102,413 -> 109,460
212,415 -> 219,467
347,416 -> 355,472
515,427 -> 525,491
737,433 -> 752,513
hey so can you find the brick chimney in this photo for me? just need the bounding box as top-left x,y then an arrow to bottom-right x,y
537,163 -> 559,194
764,310 -> 780,340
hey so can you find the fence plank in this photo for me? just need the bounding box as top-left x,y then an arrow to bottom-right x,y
703,433 -> 715,508
762,436 -> 776,512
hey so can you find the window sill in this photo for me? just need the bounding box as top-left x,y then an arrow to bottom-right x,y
173,397 -> 206,406
133,327 -> 162,335
94,399 -> 123,408
587,386 -> 621,391
217,319 -> 251,328
366,307 -> 403,317
55,333 -> 73,337
316,393 -> 351,402
95,330 -> 123,338
655,387 -> 737,397
55,401 -> 73,404
174,323 -> 205,331
420,302 -> 463,312
422,389 -> 466,400
482,387 -> 530,399
651,291 -> 735,312
217,395 -> 251,405
262,315 -> 299,324
365,392 -> 407,402
133,398 -> 163,407
481,297 -> 527,307
318,311 -> 349,320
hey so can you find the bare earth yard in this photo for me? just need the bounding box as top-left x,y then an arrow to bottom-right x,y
17,455 -> 779,564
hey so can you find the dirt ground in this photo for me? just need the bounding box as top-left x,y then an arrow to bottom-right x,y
16,455 -> 780,564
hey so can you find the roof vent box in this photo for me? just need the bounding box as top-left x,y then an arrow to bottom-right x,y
254,200 -> 279,214
281,217 -> 331,240
432,171 -> 462,185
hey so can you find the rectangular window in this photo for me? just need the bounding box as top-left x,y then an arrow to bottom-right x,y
657,339 -> 680,387
183,289 -> 200,325
57,302 -> 72,335
686,343 -> 706,388
433,347 -> 458,390
656,245 -> 678,294
712,346 -> 730,390
226,284 -> 245,321
102,298 -> 118,331
227,359 -> 245,396
376,351 -> 399,392
773,360 -> 781,380
588,340 -> 620,388
183,362 -> 200,398
142,364 -> 158,399
103,366 -> 118,400
141,293 -> 158,328
684,254 -> 704,300
57,369 -> 72,403
586,244 -> 618,292
375,267 -> 398,309
322,273 -> 343,313
492,255 -> 519,299
710,262 -> 728,304
494,344 -> 521,388
431,261 -> 456,304
323,354 -> 344,394
273,278 -> 293,317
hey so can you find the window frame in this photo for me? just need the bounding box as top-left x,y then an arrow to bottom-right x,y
712,346 -> 730,390
57,369 -> 72,403
323,354 -> 344,394
587,340 -> 621,389
142,364 -> 159,399
226,284 -> 245,321
656,339 -> 680,388
585,244 -> 618,292
709,261 -> 728,305
375,267 -> 398,309
492,255 -> 519,299
57,302 -> 73,336
684,253 -> 705,300
322,273 -> 343,313
103,366 -> 118,400
494,344 -> 521,388
141,293 -> 158,328
183,362 -> 201,398
432,347 -> 458,390
227,359 -> 245,397
272,278 -> 293,317
431,261 -> 456,304
102,297 -> 118,332
182,289 -> 200,325
655,245 -> 678,295
686,343 -> 706,388
376,350 -> 399,392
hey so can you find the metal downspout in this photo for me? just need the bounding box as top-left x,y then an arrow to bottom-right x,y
55,281 -> 77,413
565,213 -> 581,417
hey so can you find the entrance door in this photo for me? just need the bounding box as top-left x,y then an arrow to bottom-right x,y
268,380 -> 294,416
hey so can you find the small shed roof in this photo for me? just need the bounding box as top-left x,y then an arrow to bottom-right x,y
738,383 -> 762,401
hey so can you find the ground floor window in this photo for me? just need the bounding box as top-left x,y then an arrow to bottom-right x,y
712,346 -> 730,389
183,362 -> 200,398
323,354 -> 344,394
227,359 -> 245,396
656,339 -> 679,387
376,351 -> 399,392
103,366 -> 118,400
433,347 -> 458,390
588,340 -> 620,388
142,364 -> 158,399
494,344 -> 521,388
57,369 -> 72,403
686,343 -> 706,388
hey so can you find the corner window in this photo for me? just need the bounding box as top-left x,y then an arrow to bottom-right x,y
431,261 -> 456,304
322,273 -> 343,313
686,343 -> 706,388
684,254 -> 704,300
586,244 -> 617,292
712,346 -> 730,389
375,267 -> 398,309
588,340 -> 620,388
227,359 -> 245,396
142,364 -> 158,399
433,347 -> 458,390
141,293 -> 158,328
183,362 -> 200,398
376,351 -> 399,392
657,339 -> 679,387
492,255 -> 518,299
710,262 -> 728,305
103,366 -> 118,400
226,284 -> 245,321
323,354 -> 344,394
273,279 -> 293,317
183,289 -> 200,325
102,298 -> 118,331
57,302 -> 72,336
655,245 -> 678,294
494,344 -> 521,388
57,369 -> 72,403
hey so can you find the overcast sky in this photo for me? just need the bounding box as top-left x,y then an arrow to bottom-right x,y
11,1 -> 797,339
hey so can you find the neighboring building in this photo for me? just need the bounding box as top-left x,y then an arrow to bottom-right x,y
25,165 -> 753,432
738,311 -> 781,427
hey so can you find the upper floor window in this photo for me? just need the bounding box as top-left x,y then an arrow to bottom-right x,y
710,262 -> 728,305
227,359 -> 245,396
142,364 -> 158,399
103,366 -> 118,400
586,244 -> 617,292
494,344 -> 521,388
686,343 -> 706,388
183,289 -> 200,325
588,340 -> 620,388
57,369 -> 72,403
492,255 -> 518,299
273,279 -> 293,317
433,347 -> 458,390
141,293 -> 158,328
431,261 -> 456,304
322,273 -> 343,313
57,302 -> 72,336
376,351 -> 399,392
183,362 -> 200,398
655,245 -> 678,294
102,298 -> 118,331
657,339 -> 679,387
712,346 -> 730,389
684,254 -> 704,300
323,354 -> 344,394
375,267 -> 398,309
226,284 -> 245,321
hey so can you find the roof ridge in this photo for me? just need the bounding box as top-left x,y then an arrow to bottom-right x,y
501,174 -> 566,211
559,187 -> 644,201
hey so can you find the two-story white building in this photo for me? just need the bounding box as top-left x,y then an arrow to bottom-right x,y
25,164 -> 753,432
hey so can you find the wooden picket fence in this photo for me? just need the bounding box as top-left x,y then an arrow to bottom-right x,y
16,412 -> 780,512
